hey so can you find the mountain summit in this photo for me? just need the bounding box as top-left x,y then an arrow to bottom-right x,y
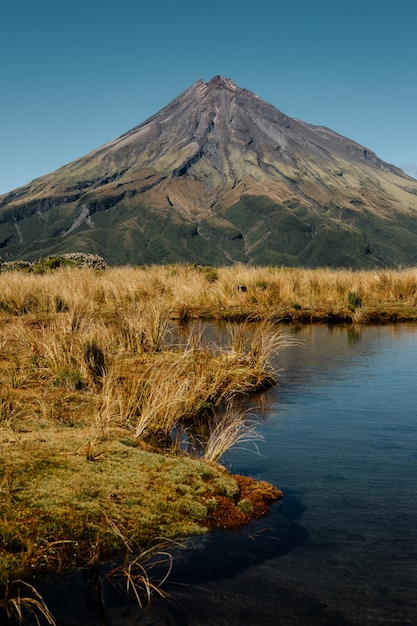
1,76 -> 417,267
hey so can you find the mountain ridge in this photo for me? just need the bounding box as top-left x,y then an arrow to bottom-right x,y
1,76 -> 417,267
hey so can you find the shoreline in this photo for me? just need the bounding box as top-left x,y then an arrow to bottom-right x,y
173,305 -> 417,324
2,263 -> 417,622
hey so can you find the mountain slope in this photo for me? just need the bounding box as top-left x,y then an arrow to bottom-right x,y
1,75 -> 417,267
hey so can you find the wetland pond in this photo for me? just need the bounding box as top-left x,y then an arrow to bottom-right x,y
44,323 -> 417,625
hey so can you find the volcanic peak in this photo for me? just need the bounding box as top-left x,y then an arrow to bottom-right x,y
1,76 -> 417,268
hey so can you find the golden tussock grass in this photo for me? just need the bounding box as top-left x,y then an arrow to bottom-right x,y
1,264 -> 417,320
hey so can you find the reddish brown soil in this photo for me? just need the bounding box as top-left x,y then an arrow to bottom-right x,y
203,474 -> 283,530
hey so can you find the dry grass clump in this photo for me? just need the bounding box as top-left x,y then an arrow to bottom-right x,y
201,403 -> 264,463
104,542 -> 175,610
0,580 -> 56,625
92,319 -> 285,446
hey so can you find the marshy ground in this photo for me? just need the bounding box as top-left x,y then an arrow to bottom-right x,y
1,261 -> 417,622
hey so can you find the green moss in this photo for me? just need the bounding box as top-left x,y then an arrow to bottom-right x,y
0,430 -> 245,587
237,498 -> 254,514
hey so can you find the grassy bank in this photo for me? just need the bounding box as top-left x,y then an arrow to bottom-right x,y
2,262 -> 417,321
1,262 -> 416,622
0,265 -> 287,623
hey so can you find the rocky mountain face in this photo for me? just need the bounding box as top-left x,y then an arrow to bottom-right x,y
1,75 -> 417,267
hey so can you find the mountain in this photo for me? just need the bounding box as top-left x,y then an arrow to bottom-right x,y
1,75 -> 417,267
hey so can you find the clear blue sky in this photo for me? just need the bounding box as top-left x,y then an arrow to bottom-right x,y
1,0 -> 416,195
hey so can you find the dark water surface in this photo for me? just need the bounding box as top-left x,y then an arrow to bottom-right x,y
45,324 -> 417,625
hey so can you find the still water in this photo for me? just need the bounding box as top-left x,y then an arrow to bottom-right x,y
46,324 -> 417,625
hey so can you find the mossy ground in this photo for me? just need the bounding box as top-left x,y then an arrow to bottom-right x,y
1,420 -> 281,587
